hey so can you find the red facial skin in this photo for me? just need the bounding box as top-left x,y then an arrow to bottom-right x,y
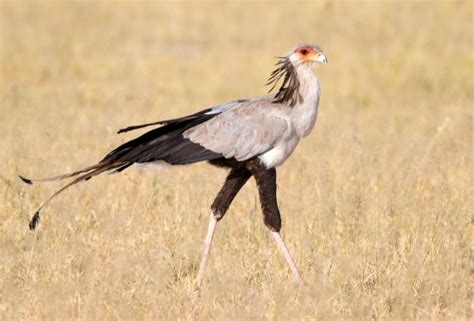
295,46 -> 319,61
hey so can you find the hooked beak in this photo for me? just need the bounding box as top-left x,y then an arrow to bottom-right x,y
315,52 -> 327,64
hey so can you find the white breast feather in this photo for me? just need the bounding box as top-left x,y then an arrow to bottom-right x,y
259,137 -> 299,168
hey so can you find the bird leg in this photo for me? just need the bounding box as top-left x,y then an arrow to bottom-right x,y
196,167 -> 251,285
196,211 -> 218,286
246,159 -> 303,284
271,231 -> 303,284
210,167 -> 252,220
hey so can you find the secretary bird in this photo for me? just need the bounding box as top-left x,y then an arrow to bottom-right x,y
20,44 -> 327,285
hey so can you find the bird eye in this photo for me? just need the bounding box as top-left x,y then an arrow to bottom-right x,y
300,49 -> 308,55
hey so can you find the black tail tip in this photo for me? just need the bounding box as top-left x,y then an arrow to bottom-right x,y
19,175 -> 33,185
29,210 -> 40,230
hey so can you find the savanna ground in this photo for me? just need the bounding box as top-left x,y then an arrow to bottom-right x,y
0,1 -> 471,320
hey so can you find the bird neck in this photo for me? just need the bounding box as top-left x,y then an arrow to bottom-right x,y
290,63 -> 321,138
294,62 -> 319,99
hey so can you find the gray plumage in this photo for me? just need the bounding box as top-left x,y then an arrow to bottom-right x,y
185,97 -> 289,162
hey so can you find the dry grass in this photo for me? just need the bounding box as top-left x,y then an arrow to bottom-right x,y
0,1 -> 472,320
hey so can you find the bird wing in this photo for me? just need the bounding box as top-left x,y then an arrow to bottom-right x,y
99,99 -> 253,166
184,98 -> 290,161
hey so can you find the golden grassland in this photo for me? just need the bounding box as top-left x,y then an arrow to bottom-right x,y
0,1 -> 471,320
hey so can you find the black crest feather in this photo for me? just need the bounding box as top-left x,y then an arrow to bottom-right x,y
266,57 -> 300,107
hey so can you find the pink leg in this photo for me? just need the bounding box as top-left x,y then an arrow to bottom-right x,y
196,212 -> 218,285
271,231 -> 303,284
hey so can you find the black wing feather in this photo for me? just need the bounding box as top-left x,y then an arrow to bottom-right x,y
116,108 -> 213,134
102,109 -> 222,165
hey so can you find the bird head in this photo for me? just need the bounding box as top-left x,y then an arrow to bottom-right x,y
267,44 -> 326,106
288,44 -> 327,65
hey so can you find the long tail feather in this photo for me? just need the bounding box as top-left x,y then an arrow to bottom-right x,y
27,162 -> 123,230
19,163 -> 106,185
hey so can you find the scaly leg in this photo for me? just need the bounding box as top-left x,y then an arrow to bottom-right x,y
271,231 -> 303,284
195,167 -> 251,285
196,211 -> 218,285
